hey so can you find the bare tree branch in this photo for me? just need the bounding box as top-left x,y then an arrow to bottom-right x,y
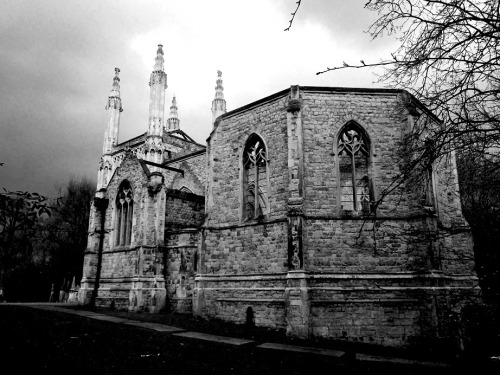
284,0 -> 302,31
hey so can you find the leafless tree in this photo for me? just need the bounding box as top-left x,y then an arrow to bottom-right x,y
0,183 -> 52,300
285,1 -> 500,300
47,176 -> 95,301
318,1 -> 500,156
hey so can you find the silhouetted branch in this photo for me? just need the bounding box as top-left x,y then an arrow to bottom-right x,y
284,0 -> 302,31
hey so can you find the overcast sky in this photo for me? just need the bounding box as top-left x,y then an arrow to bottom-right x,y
0,0 -> 397,196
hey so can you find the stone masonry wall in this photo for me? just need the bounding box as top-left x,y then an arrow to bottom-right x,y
83,155 -> 148,282
306,272 -> 480,346
203,94 -> 290,275
163,153 -> 206,196
80,153 -> 167,310
194,274 -> 288,328
303,218 -> 429,273
201,221 -> 288,275
164,229 -> 199,313
195,87 -> 478,347
433,152 -> 475,274
301,91 -> 411,216
299,89 -> 475,275
165,189 -> 205,230
207,95 -> 290,225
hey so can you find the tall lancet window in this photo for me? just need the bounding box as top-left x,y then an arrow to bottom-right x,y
115,180 -> 134,246
242,134 -> 268,220
337,122 -> 372,213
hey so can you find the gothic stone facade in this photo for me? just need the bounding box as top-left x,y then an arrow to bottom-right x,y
196,86 -> 478,347
80,50 -> 479,348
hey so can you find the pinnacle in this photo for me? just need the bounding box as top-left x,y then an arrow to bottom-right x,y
153,44 -> 165,72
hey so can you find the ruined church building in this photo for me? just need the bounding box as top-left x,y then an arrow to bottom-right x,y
79,45 -> 479,347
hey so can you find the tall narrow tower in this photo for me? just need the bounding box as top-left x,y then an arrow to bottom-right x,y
98,68 -> 123,189
103,68 -> 122,154
167,96 -> 180,131
145,44 -> 168,168
211,70 -> 226,126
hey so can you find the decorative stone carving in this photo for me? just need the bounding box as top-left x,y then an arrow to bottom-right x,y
288,216 -> 302,270
287,98 -> 303,112
147,172 -> 164,194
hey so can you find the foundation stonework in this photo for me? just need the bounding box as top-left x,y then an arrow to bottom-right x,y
80,47 -> 479,348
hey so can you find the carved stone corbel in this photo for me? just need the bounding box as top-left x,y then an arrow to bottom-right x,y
147,172 -> 164,194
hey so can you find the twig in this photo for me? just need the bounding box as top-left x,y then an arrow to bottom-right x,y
284,0 -> 302,31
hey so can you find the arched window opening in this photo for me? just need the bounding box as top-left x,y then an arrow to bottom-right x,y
243,134 -> 268,220
179,186 -> 193,194
338,123 -> 371,213
115,180 -> 134,246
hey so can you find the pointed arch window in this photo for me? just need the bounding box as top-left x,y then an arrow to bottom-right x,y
115,180 -> 134,246
179,186 -> 193,194
242,134 -> 268,220
337,122 -> 372,213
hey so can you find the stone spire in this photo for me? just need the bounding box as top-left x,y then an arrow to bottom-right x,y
98,68 -> 123,190
211,70 -> 227,126
103,67 -> 123,155
146,45 -> 168,170
167,95 -> 180,131
148,44 -> 168,138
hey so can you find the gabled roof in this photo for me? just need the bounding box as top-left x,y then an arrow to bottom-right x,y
115,132 -> 147,148
106,150 -> 150,189
165,129 -> 205,147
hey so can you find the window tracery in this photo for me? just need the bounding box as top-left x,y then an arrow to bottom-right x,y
242,134 -> 268,220
337,123 -> 372,213
115,180 -> 134,246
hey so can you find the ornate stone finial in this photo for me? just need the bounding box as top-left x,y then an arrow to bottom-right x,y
109,67 -> 121,98
212,70 -> 227,126
167,95 -> 180,131
153,44 -> 165,72
214,70 -> 224,99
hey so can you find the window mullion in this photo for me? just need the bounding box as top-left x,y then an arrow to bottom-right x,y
254,161 -> 259,218
116,203 -> 122,246
351,153 -> 357,211
127,202 -> 133,245
120,203 -> 126,246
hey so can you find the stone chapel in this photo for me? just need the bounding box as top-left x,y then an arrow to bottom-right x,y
79,44 -> 480,348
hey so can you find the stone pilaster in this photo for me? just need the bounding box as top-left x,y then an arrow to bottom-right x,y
284,271 -> 310,338
286,85 -> 304,270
